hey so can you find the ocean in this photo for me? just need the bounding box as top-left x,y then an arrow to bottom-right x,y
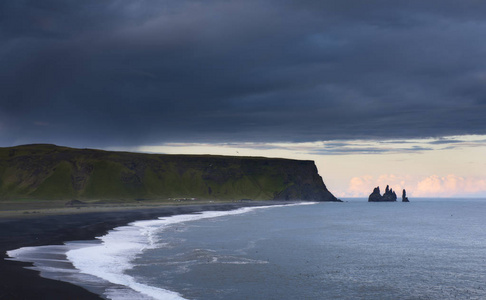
7,199 -> 486,299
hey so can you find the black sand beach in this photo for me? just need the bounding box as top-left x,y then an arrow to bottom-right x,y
0,202 -> 282,299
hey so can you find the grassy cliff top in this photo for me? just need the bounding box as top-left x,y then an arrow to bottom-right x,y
0,144 -> 339,203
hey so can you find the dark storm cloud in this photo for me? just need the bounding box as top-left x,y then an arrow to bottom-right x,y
2,0 -> 486,147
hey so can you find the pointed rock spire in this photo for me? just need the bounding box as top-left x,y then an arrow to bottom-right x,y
368,185 -> 398,202
402,189 -> 410,202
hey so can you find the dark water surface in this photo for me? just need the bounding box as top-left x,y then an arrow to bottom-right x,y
128,199 -> 486,299
9,199 -> 486,299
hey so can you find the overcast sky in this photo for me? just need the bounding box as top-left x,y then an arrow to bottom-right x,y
1,1 -> 486,197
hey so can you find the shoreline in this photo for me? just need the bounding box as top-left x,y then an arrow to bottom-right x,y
0,201 -> 293,299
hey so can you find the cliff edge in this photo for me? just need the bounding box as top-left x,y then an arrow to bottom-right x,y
0,144 -> 340,202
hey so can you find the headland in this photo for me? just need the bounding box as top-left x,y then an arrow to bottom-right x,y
0,144 -> 341,298
0,144 -> 339,203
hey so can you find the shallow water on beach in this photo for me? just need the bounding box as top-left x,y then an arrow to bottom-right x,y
8,199 -> 486,299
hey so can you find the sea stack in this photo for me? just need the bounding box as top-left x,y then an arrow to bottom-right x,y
368,185 -> 397,202
402,189 -> 410,202
368,186 -> 383,202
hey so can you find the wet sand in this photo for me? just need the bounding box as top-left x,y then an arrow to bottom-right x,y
0,201 -> 284,299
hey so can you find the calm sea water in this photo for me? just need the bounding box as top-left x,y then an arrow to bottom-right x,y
8,199 -> 486,299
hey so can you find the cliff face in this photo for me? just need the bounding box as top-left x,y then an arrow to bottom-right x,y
0,144 -> 340,202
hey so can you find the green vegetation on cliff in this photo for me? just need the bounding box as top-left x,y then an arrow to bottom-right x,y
0,144 -> 339,202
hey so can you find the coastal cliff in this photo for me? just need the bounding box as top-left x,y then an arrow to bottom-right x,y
0,144 -> 340,202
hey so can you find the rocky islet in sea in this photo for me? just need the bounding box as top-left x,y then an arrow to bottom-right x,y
368,185 -> 410,202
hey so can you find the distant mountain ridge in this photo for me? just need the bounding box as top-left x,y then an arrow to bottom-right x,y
0,144 -> 340,202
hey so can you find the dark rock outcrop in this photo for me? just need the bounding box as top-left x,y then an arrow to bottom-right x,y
368,186 -> 383,202
368,185 -> 397,202
402,189 -> 410,202
382,185 -> 397,201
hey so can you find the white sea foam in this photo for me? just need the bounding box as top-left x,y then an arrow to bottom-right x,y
6,242 -> 113,294
66,203 -> 315,299
7,202 -> 317,300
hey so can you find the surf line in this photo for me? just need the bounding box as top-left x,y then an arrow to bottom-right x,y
8,202 -> 318,299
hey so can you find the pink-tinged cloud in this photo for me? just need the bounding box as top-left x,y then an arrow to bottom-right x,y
344,174 -> 486,198
347,175 -> 374,197
416,175 -> 486,197
415,175 -> 443,195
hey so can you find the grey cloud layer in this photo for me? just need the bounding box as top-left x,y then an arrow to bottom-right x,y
2,0 -> 486,147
